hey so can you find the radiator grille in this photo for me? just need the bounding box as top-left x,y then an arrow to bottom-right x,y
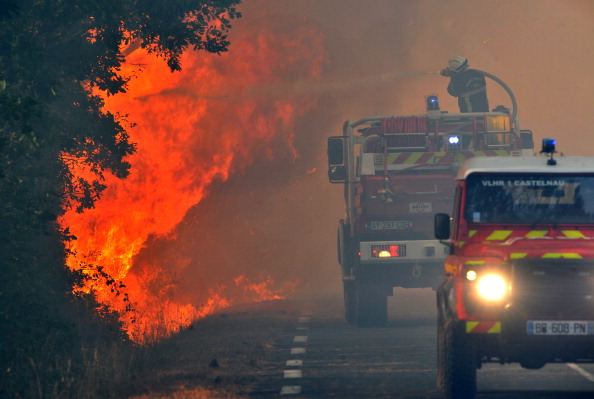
511,259 -> 594,318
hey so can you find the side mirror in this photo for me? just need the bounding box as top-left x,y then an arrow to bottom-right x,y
434,213 -> 451,240
327,137 -> 344,164
327,137 -> 346,183
329,166 -> 346,182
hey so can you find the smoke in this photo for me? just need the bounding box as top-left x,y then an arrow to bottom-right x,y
156,0 -> 594,306
135,7 -> 339,307
400,0 -> 594,155
63,1 -> 593,339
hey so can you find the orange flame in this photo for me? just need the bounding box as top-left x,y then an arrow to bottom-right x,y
60,19 -> 325,342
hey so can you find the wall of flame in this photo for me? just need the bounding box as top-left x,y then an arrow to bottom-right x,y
61,6 -> 326,342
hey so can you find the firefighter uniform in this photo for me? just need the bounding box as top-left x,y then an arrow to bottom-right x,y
441,56 -> 489,113
447,69 -> 489,113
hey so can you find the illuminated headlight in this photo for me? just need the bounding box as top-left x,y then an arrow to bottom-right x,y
448,136 -> 460,145
476,274 -> 507,300
466,270 -> 477,281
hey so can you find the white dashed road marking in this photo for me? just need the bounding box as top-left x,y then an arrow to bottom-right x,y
280,313 -> 311,395
284,369 -> 303,378
280,385 -> 302,395
290,347 -> 306,355
286,359 -> 303,367
566,363 -> 594,383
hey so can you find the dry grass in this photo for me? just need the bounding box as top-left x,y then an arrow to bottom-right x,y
129,387 -> 243,399
122,300 -> 301,399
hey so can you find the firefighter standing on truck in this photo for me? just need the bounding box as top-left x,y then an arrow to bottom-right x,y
441,55 -> 489,113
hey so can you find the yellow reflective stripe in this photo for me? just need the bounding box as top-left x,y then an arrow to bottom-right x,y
468,230 -> 477,238
487,230 -> 512,240
463,150 -> 511,158
386,153 -> 414,164
466,321 -> 478,333
453,152 -> 469,163
403,152 -> 424,164
465,261 -> 485,265
488,322 -> 502,333
510,253 -> 527,259
562,230 -> 585,238
542,253 -> 583,259
387,152 -> 441,165
525,230 -> 547,238
426,152 -> 447,164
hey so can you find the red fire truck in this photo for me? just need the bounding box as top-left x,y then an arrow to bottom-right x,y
327,72 -> 534,327
434,145 -> 594,399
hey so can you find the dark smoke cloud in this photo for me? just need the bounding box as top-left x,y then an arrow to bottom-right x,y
140,0 -> 594,307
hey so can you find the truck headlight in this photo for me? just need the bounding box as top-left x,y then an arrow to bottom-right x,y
476,274 -> 507,300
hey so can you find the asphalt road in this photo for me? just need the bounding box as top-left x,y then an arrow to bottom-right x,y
250,289 -> 594,399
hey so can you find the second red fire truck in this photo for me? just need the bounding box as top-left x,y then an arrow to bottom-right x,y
327,72 -> 534,326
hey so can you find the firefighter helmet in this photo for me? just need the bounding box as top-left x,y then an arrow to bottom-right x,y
448,55 -> 468,73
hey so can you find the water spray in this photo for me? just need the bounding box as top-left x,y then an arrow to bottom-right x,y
137,70 -> 444,103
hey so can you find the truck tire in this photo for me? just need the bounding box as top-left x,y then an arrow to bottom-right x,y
343,281 -> 356,324
355,282 -> 387,327
439,318 -> 477,399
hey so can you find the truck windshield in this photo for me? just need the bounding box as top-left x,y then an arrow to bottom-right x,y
464,173 -> 594,224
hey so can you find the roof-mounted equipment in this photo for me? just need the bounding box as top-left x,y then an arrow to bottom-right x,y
541,138 -> 557,166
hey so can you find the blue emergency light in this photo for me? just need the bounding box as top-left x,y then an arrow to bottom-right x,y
541,138 -> 557,165
426,95 -> 440,111
541,138 -> 556,154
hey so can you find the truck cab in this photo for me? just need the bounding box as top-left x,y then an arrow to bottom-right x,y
435,144 -> 594,399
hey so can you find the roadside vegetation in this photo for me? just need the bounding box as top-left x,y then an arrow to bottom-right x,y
124,304 -> 297,399
0,1 -> 241,397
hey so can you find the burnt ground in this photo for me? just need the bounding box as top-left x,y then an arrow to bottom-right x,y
120,290 -> 436,399
121,299 -> 305,399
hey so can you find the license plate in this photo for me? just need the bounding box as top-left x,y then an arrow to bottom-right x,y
527,320 -> 594,336
369,221 -> 410,230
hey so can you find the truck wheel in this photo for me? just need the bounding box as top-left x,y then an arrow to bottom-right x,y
355,282 -> 387,327
343,281 -> 356,324
439,318 -> 477,399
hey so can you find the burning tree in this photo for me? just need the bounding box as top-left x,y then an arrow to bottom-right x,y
0,0 -> 240,396
60,7 -> 325,342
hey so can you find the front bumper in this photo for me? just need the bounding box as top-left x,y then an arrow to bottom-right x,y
358,239 -> 449,263
462,318 -> 594,366
461,258 -> 594,365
